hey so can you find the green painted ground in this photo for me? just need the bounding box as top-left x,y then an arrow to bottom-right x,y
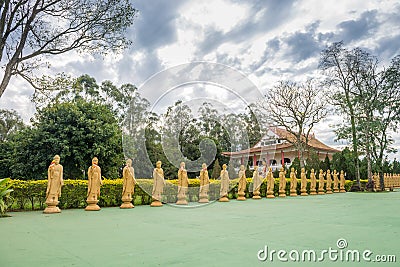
1,191 -> 399,267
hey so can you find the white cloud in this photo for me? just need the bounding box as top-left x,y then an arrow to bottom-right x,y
181,0 -> 250,34
1,0 -> 400,160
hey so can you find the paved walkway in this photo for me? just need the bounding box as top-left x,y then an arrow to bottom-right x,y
1,191 -> 399,266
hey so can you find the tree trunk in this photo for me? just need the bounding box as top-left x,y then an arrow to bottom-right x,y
365,144 -> 374,191
299,147 -> 305,168
347,94 -> 361,191
377,156 -> 385,191
0,61 -> 15,98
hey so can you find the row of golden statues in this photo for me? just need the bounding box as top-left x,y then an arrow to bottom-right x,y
374,172 -> 400,190
43,155 -> 399,213
45,156 -> 138,213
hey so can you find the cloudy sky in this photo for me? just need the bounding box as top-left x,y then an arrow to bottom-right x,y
1,0 -> 400,158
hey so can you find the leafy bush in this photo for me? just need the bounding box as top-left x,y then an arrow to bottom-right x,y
0,178 -> 14,216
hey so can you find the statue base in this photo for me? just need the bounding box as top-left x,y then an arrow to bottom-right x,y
198,193 -> 209,203
333,188 -> 339,193
339,189 -> 346,193
198,197 -> 209,203
326,189 -> 333,194
120,202 -> 134,209
85,204 -> 101,211
300,189 -> 308,196
219,196 -> 229,202
150,200 -> 163,207
318,190 -> 325,195
43,205 -> 61,214
278,190 -> 286,197
120,196 -> 134,209
290,190 -> 297,196
237,193 -> 246,200
266,191 -> 275,198
176,198 -> 188,205
310,189 -> 317,195
252,195 -> 261,199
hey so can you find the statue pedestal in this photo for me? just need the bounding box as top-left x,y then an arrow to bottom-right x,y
85,199 -> 100,211
150,200 -> 163,207
120,196 -> 134,209
176,194 -> 188,205
333,187 -> 339,193
252,191 -> 261,199
326,188 -> 333,194
310,189 -> 317,195
339,188 -> 346,193
219,196 -> 229,202
237,192 -> 246,200
198,198 -> 209,203
300,189 -> 308,196
266,190 -> 275,198
198,194 -> 209,203
278,190 -> 286,197
43,200 -> 61,214
318,189 -> 325,195
289,189 -> 297,196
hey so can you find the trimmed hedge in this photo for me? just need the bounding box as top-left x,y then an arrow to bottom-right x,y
7,178 -> 366,211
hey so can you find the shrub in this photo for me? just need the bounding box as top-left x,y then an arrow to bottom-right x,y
0,178 -> 14,216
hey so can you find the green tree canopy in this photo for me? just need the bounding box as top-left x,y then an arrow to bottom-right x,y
0,109 -> 24,141
331,148 -> 357,180
9,99 -> 123,180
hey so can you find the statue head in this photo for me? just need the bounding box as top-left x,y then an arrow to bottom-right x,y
180,162 -> 185,169
280,167 -> 284,172
92,157 -> 98,165
334,170 -> 337,174
202,163 -> 207,170
254,165 -> 258,171
126,158 -> 132,167
222,164 -> 227,170
327,169 -> 330,174
301,167 -> 305,173
268,167 -> 272,172
340,170 -> 344,174
319,169 -> 323,173
156,161 -> 162,168
53,155 -> 60,164
311,168 -> 314,173
262,161 -> 267,166
291,167 -> 295,172
240,165 -> 245,171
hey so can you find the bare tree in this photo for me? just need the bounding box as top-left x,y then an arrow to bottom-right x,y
261,79 -> 327,167
0,0 -> 137,97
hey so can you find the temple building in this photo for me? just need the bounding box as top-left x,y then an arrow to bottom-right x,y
222,127 -> 340,170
